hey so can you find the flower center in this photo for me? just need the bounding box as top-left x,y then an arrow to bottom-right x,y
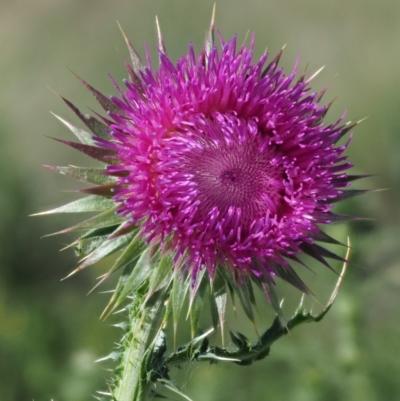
220,169 -> 238,184
185,130 -> 284,227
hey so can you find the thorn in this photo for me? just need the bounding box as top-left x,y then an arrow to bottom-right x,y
299,294 -> 305,309
296,62 -> 309,84
205,3 -> 216,56
202,327 -> 215,338
87,273 -> 111,295
59,240 -> 79,251
305,65 -> 325,84
261,44 -> 285,78
241,30 -> 250,49
50,112 -> 69,126
112,307 -> 127,315
355,116 -> 369,125
316,85 -> 329,102
61,266 -> 84,280
252,321 -> 260,340
155,16 -> 166,56
46,85 -> 61,97
30,210 -> 49,217
326,238 -> 350,306
326,96 -> 337,110
98,289 -> 116,295
117,21 -> 145,74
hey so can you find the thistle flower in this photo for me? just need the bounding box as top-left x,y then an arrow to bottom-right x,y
105,34 -> 351,284
37,12 -> 371,401
40,15 -> 365,328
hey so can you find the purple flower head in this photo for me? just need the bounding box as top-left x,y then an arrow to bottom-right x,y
43,17 -> 364,318
101,33 -> 355,290
37,16 -> 369,398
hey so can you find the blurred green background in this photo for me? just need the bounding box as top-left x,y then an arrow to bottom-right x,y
1,0 -> 398,400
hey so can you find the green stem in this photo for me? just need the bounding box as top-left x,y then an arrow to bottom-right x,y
113,295 -> 166,401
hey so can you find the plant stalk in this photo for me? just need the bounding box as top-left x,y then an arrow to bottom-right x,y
113,294 -> 166,401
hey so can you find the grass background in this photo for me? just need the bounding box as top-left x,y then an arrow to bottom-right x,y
0,0 -> 398,400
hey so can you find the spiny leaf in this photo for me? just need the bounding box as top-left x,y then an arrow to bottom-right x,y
104,248 -> 152,316
50,138 -> 118,164
261,278 -> 286,328
157,379 -> 194,401
315,85 -> 328,102
333,174 -> 372,184
214,293 -> 227,341
229,330 -> 250,349
295,63 -> 308,85
108,221 -> 138,239
223,269 -> 256,325
223,271 -> 237,316
90,231 -> 145,296
58,95 -> 111,139
333,119 -> 365,144
205,3 -> 216,57
300,242 -> 334,271
146,255 -> 174,302
302,241 -> 348,271
322,189 -> 371,204
251,257 -> 285,324
162,290 -> 173,328
84,115 -> 112,139
235,276 -> 256,325
316,211 -> 361,224
273,264 -> 313,296
171,273 -> 190,342
33,196 -> 114,216
311,243 -> 348,265
68,224 -> 121,254
42,165 -> 117,185
189,271 -> 208,339
312,227 -> 346,246
71,72 -> 123,114
52,113 -> 96,146
47,206 -> 123,236
89,108 -> 115,128
209,292 -> 219,332
104,231 -> 145,280
187,268 -> 207,321
79,225 -> 120,240
65,232 -> 134,278
74,183 -> 118,198
73,235 -> 107,257
117,22 -> 145,79
209,270 -> 227,340
101,261 -> 136,318
262,45 -> 285,78
155,16 -> 166,57
124,62 -> 143,93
